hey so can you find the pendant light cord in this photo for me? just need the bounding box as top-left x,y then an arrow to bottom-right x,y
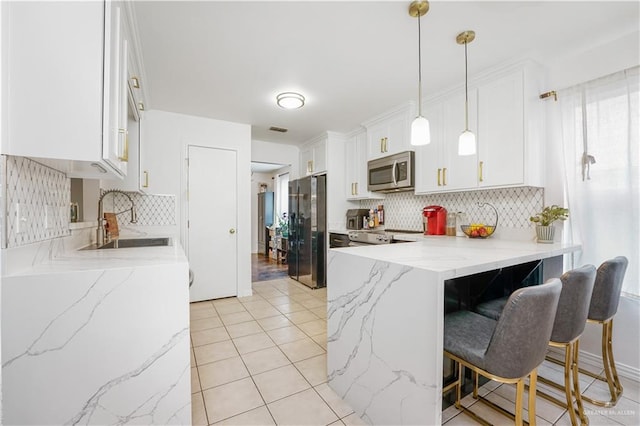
464,39 -> 469,130
417,13 -> 423,116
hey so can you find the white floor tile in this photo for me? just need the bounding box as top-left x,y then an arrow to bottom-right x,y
253,364 -> 311,403
198,356 -> 249,390
314,383 -> 355,418
233,331 -> 276,354
279,337 -> 326,363
241,346 -> 291,375
295,354 -> 327,386
203,377 -> 264,424
213,406 -> 275,425
268,388 -> 339,425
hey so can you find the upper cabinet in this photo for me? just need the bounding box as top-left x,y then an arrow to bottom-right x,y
363,103 -> 414,160
415,91 -> 479,193
415,61 -> 544,194
299,137 -> 327,176
1,1 -> 146,180
345,129 -> 384,200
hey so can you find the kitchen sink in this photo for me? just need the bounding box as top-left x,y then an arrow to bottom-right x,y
97,237 -> 171,249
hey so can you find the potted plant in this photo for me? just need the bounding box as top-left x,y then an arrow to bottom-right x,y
529,205 -> 569,243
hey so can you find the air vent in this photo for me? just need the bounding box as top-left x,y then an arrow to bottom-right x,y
269,126 -> 288,133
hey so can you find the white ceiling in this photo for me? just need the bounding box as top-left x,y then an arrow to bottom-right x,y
133,1 -> 639,146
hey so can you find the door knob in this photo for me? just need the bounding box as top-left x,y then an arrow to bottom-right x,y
229,228 -> 236,234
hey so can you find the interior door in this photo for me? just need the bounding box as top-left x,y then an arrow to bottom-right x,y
188,145 -> 238,301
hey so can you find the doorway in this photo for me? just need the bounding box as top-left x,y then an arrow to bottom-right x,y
188,145 -> 238,301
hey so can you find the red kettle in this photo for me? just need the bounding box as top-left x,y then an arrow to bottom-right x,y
423,205 -> 447,235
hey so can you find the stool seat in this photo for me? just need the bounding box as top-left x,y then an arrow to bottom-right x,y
474,297 -> 506,321
444,278 -> 562,426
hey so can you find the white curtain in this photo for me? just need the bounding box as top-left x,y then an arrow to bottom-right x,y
559,66 -> 639,296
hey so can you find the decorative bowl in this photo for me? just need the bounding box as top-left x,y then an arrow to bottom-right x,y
460,224 -> 496,239
460,202 -> 499,239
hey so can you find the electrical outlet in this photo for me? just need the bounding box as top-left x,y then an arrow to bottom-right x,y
45,205 -> 54,230
15,203 -> 27,234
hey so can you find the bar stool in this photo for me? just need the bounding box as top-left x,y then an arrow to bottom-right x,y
580,256 -> 628,407
444,278 -> 562,426
475,265 -> 597,425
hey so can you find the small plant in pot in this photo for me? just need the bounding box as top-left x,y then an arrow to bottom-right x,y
529,205 -> 569,243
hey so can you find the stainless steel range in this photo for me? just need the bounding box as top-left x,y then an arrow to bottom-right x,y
347,229 -> 422,246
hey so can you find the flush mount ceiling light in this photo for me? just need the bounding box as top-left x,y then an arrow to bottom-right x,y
276,92 -> 305,109
409,1 -> 431,146
457,30 -> 476,156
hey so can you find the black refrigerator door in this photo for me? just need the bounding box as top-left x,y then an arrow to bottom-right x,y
296,177 -> 313,287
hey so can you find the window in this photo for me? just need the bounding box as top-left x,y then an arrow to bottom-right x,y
560,66 -> 639,296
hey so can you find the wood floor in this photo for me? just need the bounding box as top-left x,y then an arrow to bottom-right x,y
251,253 -> 288,282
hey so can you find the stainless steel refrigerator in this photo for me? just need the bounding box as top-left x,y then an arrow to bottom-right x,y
288,175 -> 326,289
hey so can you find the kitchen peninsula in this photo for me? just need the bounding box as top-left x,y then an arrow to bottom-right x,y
327,236 -> 579,425
1,238 -> 190,425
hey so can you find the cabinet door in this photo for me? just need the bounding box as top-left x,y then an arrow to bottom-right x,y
312,138 -> 327,174
102,1 -> 128,176
345,136 -> 358,198
300,146 -> 313,176
415,103 -> 443,193
367,111 -> 410,160
441,90 -> 478,191
478,71 -> 524,187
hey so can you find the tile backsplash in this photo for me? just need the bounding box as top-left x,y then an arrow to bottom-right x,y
2,155 -> 178,249
3,156 -> 70,248
100,189 -> 176,226
360,187 -> 544,231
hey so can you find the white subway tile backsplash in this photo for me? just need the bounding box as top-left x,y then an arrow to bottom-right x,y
360,187 -> 544,231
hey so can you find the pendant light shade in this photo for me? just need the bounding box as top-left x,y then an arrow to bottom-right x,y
457,30 -> 476,156
458,130 -> 476,156
411,116 -> 431,146
409,1 -> 430,146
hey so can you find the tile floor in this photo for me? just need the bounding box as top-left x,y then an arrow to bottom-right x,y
190,277 -> 640,425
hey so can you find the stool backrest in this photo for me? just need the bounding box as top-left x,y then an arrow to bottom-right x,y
551,264 -> 597,343
484,278 -> 562,379
589,256 -> 629,322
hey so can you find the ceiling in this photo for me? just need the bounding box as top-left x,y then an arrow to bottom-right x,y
133,1 -> 639,146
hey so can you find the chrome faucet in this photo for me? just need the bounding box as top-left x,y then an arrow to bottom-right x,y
97,189 -> 138,246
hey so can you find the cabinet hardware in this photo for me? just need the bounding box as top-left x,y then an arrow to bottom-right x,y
138,102 -> 145,111
118,129 -> 128,162
437,168 -> 442,186
142,171 -> 149,188
307,160 -> 313,173
380,138 -> 384,153
229,228 -> 236,234
443,167 -> 447,186
479,161 -> 484,182
130,76 -> 140,89
384,137 -> 388,152
355,182 -> 358,195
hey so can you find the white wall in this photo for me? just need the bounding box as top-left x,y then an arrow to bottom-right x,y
143,110 -> 252,297
250,172 -> 274,254
544,31 -> 640,375
252,139 -> 299,179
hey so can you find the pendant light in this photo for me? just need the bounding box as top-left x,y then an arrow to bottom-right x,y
409,1 -> 430,146
457,30 -> 476,156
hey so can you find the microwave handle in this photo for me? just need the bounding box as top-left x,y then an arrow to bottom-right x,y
392,160 -> 398,186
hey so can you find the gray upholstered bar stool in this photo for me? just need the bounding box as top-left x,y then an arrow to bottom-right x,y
475,265 -> 597,426
578,256 -> 628,407
444,278 -> 562,426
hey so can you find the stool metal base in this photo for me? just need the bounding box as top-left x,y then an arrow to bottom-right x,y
547,319 -> 623,408
445,351 -> 538,426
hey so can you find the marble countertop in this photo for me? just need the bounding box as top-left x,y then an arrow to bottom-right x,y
330,236 -> 579,279
5,237 -> 188,277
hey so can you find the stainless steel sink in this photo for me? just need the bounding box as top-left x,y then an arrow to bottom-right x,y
97,237 -> 171,249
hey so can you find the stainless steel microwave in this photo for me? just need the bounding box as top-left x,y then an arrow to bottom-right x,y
367,151 -> 415,193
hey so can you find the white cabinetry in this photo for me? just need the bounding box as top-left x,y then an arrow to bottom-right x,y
345,129 -> 384,200
364,103 -> 413,160
415,91 -> 478,193
299,137 -> 327,176
415,61 -> 544,194
102,8 -> 148,192
2,0 -> 133,179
